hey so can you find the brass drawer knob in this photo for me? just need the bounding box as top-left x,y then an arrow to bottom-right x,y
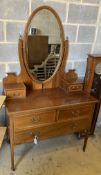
13,93 -> 16,96
69,123 -> 74,128
75,111 -> 80,116
30,131 -> 40,137
71,111 -> 80,117
73,123 -> 78,129
30,132 -> 33,135
69,123 -> 78,129
32,116 -> 40,123
71,111 -> 75,116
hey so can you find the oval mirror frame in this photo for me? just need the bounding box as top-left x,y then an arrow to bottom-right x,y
23,5 -> 65,84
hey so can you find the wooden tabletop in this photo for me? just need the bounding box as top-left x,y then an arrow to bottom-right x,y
0,127 -> 6,148
6,88 -> 98,114
0,96 -> 6,109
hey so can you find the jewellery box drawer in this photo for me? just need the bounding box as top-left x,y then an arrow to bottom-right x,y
14,110 -> 56,130
14,118 -> 91,144
6,90 -> 25,98
58,104 -> 94,121
68,84 -> 83,92
4,83 -> 26,98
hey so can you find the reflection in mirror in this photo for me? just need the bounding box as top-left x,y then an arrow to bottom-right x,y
27,9 -> 61,81
95,62 -> 101,75
92,62 -> 101,95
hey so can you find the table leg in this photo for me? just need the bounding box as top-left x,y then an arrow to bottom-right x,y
10,119 -> 15,171
83,130 -> 89,152
10,142 -> 15,171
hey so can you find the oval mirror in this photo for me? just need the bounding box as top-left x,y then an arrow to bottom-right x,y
23,6 -> 64,82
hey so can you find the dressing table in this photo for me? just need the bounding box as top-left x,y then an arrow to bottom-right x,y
3,6 -> 98,171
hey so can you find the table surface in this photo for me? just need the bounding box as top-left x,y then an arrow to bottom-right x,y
6,88 -> 98,114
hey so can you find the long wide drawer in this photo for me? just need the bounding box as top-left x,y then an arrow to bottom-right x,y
14,110 -> 56,130
58,104 -> 94,121
14,117 -> 91,145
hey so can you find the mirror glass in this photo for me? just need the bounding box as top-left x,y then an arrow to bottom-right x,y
27,9 -> 61,81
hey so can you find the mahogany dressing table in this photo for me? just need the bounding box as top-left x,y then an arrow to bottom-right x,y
3,6 -> 98,171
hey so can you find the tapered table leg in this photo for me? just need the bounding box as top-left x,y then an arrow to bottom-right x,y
10,142 -> 15,171
10,119 -> 15,171
83,130 -> 89,152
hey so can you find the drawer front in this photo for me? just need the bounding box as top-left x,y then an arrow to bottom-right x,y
68,84 -> 83,92
14,110 -> 56,130
6,89 -> 26,98
58,104 -> 94,121
14,118 -> 91,145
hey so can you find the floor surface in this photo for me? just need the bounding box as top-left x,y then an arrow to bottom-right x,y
0,128 -> 101,175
